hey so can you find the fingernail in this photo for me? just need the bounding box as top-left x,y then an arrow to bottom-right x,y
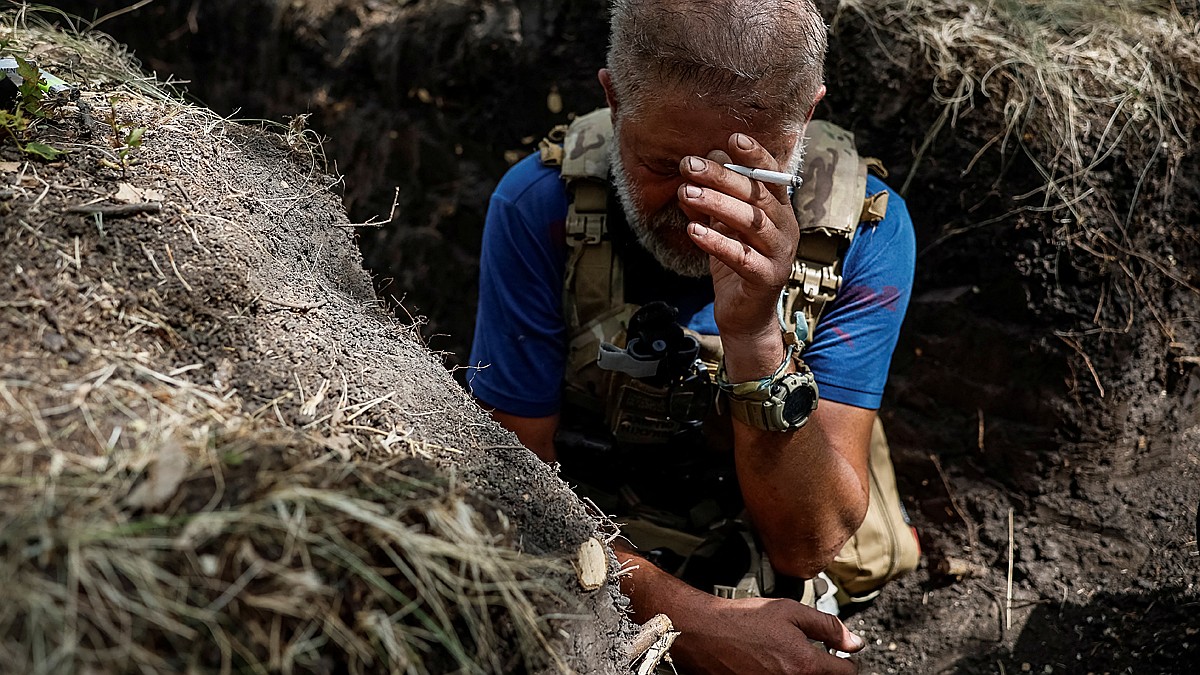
686,156 -> 705,172
684,184 -> 702,199
689,221 -> 708,237
850,633 -> 866,650
735,133 -> 754,150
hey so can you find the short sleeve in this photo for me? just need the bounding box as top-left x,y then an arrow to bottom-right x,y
467,155 -> 571,417
802,175 -> 916,410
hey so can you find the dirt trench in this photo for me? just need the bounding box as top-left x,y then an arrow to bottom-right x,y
816,1 -> 1200,670
32,1 -> 1200,672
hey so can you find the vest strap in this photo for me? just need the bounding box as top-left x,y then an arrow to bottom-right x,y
783,121 -> 878,346
558,110 -> 620,334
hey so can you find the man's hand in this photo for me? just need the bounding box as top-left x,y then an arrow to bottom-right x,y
678,132 -> 800,380
619,544 -> 864,675
671,595 -> 864,674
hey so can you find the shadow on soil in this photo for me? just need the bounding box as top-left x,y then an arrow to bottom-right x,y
954,586 -> 1200,674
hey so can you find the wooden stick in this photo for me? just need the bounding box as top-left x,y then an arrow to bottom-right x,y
66,201 -> 162,217
637,632 -> 680,675
929,453 -> 980,554
977,407 -> 985,452
575,537 -> 607,591
164,243 -> 194,293
937,556 -> 990,580
625,614 -> 675,667
1006,508 -> 1015,631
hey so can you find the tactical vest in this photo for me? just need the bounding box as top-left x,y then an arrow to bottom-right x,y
539,108 -> 889,447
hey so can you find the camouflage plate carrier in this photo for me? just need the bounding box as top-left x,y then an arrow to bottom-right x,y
539,108 -> 918,605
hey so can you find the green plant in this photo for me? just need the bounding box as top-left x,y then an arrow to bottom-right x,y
99,95 -> 144,171
0,54 -> 65,160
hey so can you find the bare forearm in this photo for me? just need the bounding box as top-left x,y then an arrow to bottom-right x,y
614,544 -> 716,626
722,335 -> 870,578
733,416 -> 867,578
487,407 -> 559,462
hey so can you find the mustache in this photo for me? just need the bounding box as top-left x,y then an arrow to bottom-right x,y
645,203 -> 689,230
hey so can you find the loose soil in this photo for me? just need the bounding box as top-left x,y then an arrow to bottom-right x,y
0,18 -> 631,674
26,1 -> 1200,673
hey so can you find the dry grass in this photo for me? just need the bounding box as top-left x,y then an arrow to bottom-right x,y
0,414 -> 572,674
839,0 -> 1198,204
0,8 -> 583,673
835,0 -> 1200,351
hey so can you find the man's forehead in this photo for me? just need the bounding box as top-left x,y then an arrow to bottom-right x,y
621,100 -> 793,157
635,95 -> 772,129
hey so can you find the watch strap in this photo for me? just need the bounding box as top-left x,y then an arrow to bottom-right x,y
717,349 -> 820,432
725,369 -> 819,432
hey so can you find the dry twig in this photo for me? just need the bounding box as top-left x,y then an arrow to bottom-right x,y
929,452 -> 981,557
66,201 -> 162,217
1006,507 -> 1015,631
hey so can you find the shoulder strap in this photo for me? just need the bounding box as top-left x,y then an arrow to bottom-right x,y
542,109 -> 638,410
550,109 -> 625,331
783,120 -> 888,348
560,108 -> 614,181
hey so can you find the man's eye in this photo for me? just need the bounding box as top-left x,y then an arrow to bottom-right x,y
643,162 -> 678,176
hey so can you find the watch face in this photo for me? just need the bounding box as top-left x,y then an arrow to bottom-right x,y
780,381 -> 817,423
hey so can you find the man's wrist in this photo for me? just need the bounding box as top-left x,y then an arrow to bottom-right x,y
614,544 -> 724,628
720,330 -> 791,383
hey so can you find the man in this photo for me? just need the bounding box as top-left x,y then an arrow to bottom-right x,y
469,0 -> 915,672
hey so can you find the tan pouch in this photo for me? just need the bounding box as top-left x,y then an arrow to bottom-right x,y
825,417 -> 920,602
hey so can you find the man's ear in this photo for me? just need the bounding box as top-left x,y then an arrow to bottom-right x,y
805,84 -> 827,124
599,68 -> 619,115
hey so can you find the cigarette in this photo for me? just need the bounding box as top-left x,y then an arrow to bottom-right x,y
723,163 -> 802,188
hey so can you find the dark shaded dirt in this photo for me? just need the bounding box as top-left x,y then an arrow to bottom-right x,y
51,0 -> 611,365
35,0 -> 1200,672
815,2 -> 1200,672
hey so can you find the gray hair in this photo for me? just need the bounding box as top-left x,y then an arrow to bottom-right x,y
606,0 -> 828,132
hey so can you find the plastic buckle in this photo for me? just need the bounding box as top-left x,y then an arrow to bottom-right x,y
791,260 -> 841,302
565,211 -> 607,244
568,213 -> 606,244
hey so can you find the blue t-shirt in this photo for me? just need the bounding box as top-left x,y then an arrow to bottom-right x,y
469,152 -> 915,417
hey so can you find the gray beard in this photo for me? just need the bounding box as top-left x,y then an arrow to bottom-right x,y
609,140 -> 712,278
607,128 -> 807,280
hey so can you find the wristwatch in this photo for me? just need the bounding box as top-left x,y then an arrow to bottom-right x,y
717,351 -> 819,432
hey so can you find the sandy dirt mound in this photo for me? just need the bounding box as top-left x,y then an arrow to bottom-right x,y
0,14 -> 630,673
